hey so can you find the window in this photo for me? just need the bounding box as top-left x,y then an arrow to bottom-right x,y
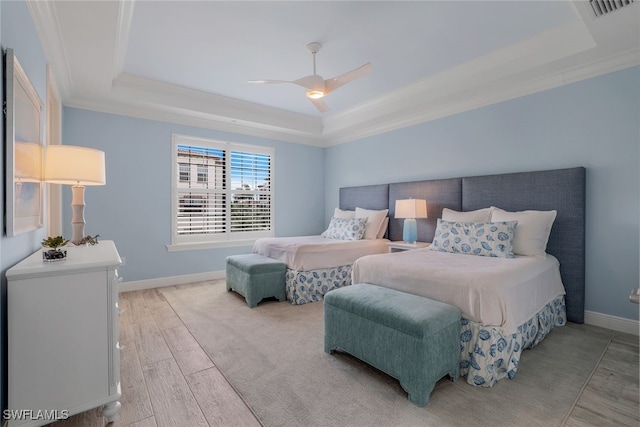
179,163 -> 190,182
197,165 -> 208,183
171,134 -> 274,247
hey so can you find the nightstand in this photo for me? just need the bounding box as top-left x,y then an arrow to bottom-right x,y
387,241 -> 431,253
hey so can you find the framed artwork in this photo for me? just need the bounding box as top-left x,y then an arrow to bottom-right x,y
4,48 -> 44,236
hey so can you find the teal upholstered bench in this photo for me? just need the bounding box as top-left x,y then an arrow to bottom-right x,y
226,254 -> 286,308
324,283 -> 461,406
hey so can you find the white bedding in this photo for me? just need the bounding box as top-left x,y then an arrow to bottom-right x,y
252,235 -> 390,271
351,249 -> 565,335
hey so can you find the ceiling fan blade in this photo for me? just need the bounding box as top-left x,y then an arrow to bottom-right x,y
324,63 -> 372,94
309,98 -> 329,113
247,79 -> 292,84
248,75 -> 324,92
293,75 -> 324,91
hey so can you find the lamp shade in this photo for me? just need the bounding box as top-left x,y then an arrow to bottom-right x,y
394,199 -> 428,219
44,145 -> 106,186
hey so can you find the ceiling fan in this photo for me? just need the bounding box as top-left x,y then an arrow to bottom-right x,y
247,42 -> 372,113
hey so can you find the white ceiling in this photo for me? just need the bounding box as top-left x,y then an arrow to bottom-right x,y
28,1 -> 640,146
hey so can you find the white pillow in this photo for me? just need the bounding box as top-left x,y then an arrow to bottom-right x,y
490,207 -> 557,257
334,208 -> 355,219
376,217 -> 389,239
442,207 -> 493,223
355,207 -> 389,240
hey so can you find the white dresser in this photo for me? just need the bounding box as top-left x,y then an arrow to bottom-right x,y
6,241 -> 122,427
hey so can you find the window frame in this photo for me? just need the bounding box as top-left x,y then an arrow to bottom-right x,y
169,134 -> 274,251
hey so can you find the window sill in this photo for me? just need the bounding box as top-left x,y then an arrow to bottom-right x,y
166,240 -> 256,252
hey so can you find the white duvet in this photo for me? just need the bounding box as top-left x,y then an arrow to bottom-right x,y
252,235 -> 390,271
352,248 -> 565,335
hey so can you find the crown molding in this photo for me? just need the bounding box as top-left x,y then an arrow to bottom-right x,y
65,95 -> 326,147
25,0 -> 74,100
322,18 -> 597,145
111,0 -> 136,81
562,47 -> 640,85
322,48 -> 639,147
109,73 -> 325,142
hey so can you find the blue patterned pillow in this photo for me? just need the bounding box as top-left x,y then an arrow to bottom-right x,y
321,217 -> 368,240
430,219 -> 518,258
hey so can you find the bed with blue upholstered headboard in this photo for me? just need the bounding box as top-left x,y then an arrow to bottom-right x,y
340,166 -> 585,387
254,181 -> 392,304
340,166 -> 585,324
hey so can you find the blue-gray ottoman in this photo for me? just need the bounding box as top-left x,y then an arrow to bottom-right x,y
324,283 -> 461,406
226,254 -> 286,308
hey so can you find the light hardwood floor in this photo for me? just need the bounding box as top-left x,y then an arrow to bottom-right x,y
51,285 -> 261,427
51,284 -> 639,427
563,331 -> 640,426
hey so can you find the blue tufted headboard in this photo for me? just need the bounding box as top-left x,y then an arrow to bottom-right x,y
339,167 -> 586,324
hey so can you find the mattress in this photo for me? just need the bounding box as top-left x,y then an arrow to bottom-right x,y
352,248 -> 565,336
253,235 -> 390,271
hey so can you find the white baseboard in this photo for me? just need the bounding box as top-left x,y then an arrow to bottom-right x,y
118,270 -> 226,293
585,310 -> 639,336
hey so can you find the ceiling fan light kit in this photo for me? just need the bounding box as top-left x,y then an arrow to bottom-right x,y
307,90 -> 324,99
248,42 -> 372,112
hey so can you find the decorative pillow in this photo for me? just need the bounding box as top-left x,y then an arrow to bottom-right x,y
429,219 -> 518,258
376,217 -> 389,239
321,217 -> 368,240
442,207 -> 493,223
490,207 -> 557,257
334,208 -> 355,220
355,207 -> 389,240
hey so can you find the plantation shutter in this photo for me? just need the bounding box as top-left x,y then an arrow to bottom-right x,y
172,135 -> 273,245
176,144 -> 227,235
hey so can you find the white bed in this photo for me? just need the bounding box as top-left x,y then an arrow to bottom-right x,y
338,168 -> 585,387
253,235 -> 390,304
254,235 -> 389,272
352,248 -> 567,386
352,248 -> 564,336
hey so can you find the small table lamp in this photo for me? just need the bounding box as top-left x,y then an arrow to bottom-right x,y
394,199 -> 428,244
44,145 -> 106,245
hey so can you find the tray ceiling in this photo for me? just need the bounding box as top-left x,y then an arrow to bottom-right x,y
28,1 -> 640,146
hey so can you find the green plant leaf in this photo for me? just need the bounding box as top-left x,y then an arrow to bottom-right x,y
41,236 -> 70,249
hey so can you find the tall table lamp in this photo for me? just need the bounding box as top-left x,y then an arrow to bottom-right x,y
394,199 -> 428,244
44,145 -> 106,245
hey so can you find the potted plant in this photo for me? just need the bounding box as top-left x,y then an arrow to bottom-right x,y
41,236 -> 70,262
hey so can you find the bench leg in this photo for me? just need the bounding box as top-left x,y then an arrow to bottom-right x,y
324,342 -> 336,354
246,296 -> 259,308
402,380 -> 436,407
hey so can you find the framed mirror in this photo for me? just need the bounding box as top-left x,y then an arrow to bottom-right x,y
4,48 -> 44,236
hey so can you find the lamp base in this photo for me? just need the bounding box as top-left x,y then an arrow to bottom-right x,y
402,218 -> 418,243
71,185 -> 86,245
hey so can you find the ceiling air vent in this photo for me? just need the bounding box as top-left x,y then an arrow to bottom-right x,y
590,0 -> 635,17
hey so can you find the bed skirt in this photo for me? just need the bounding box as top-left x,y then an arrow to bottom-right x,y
460,296 -> 567,387
285,265 -> 352,305
287,267 -> 566,387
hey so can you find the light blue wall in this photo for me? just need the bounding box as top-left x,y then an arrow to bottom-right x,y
62,109 -> 325,282
0,0 -> 49,414
325,66 -> 640,322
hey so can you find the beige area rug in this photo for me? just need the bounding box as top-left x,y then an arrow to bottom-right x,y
160,281 -> 612,427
